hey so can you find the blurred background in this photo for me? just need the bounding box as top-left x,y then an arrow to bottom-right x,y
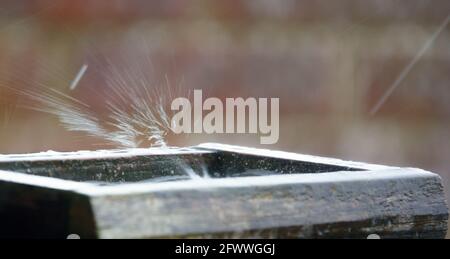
0,0 -> 449,230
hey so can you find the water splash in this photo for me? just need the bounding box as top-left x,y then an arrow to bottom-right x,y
9,57 -> 210,180
0,89 -> 16,131
15,71 -> 178,149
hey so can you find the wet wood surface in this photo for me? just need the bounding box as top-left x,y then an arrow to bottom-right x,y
0,144 -> 448,238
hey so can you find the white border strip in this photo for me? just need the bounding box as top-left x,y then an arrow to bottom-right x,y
0,168 -> 435,197
0,147 -> 211,162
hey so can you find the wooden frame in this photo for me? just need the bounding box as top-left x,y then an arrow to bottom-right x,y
0,143 -> 447,238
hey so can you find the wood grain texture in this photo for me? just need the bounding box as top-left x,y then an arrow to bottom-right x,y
0,144 -> 447,238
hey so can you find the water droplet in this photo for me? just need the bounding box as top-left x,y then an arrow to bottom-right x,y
367,234 -> 381,239
67,234 -> 81,239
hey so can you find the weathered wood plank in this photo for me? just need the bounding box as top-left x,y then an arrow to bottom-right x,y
0,144 -> 447,238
